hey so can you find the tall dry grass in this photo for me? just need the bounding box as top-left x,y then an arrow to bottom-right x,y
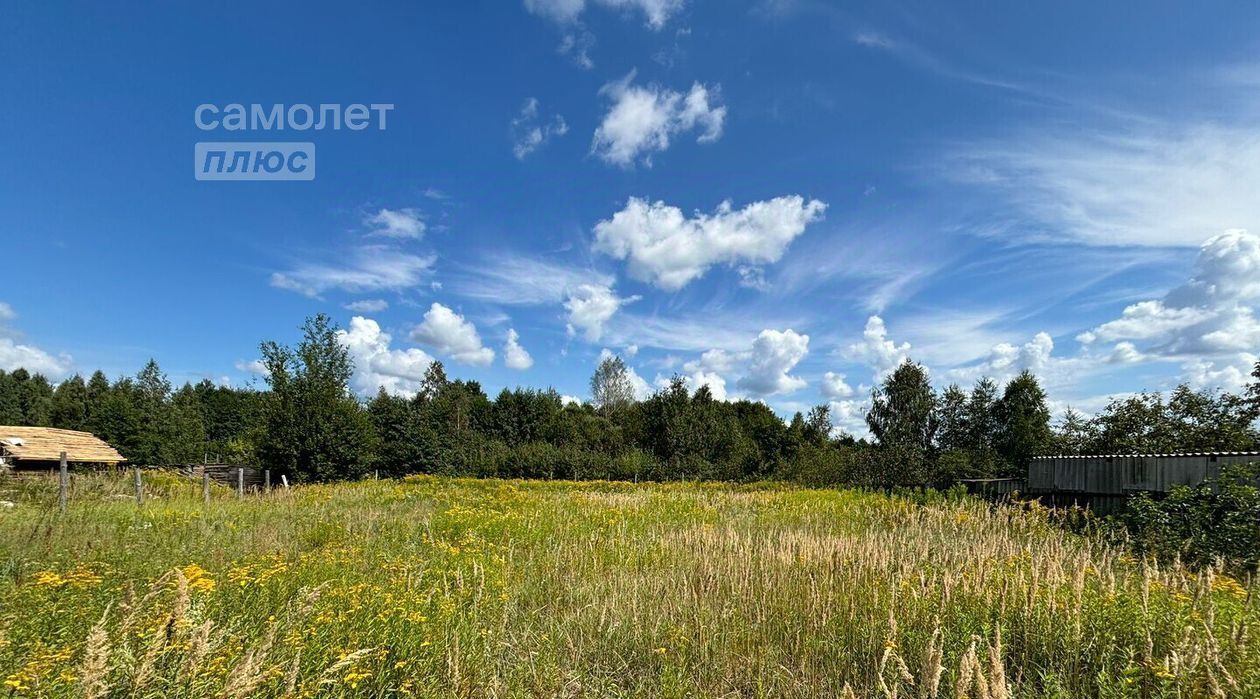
0,473 -> 1256,697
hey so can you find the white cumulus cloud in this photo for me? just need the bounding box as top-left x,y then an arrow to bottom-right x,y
684,348 -> 738,374
593,195 -> 827,290
820,371 -> 854,399
673,349 -> 736,400
0,303 -> 72,379
946,331 -> 1059,385
503,328 -> 534,370
564,284 -> 640,342
337,316 -> 435,397
410,303 -> 495,367
845,316 -> 912,383
592,70 -> 725,167
737,329 -> 809,397
234,359 -> 269,378
0,339 -> 71,379
829,398 -> 871,438
1077,229 -> 1260,388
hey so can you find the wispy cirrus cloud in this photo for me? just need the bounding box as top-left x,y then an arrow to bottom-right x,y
850,28 -> 1033,94
364,208 -> 425,239
447,252 -> 612,306
511,98 -> 568,159
945,121 -> 1260,248
525,0 -> 684,30
525,0 -> 685,68
270,246 -> 435,299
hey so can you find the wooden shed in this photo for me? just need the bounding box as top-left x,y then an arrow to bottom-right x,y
0,426 -> 126,470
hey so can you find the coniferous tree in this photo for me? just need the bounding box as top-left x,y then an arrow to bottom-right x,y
131,359 -> 173,464
95,377 -> 142,461
84,370 -> 111,434
1052,407 -> 1094,456
936,384 -> 969,452
866,360 -> 938,485
50,374 -> 89,430
18,372 -> 54,426
368,388 -> 425,477
965,378 -> 999,453
166,383 -> 207,463
0,370 -> 23,423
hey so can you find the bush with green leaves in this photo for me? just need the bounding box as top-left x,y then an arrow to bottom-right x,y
1120,461 -> 1260,571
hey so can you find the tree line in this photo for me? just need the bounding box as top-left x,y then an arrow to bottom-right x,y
1,314 -> 1257,486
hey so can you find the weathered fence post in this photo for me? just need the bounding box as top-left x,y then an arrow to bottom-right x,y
281,474 -> 289,489
134,466 -> 144,505
58,451 -> 68,512
202,471 -> 211,504
264,469 -> 271,491
237,467 -> 244,498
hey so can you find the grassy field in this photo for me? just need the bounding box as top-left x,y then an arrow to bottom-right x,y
0,473 -> 1256,698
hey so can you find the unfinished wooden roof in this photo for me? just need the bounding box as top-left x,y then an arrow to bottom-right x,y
0,426 -> 126,464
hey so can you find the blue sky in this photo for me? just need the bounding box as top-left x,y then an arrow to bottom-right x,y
2,1 -> 1259,434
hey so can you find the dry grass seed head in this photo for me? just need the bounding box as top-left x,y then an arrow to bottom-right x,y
79,606 -> 112,699
219,623 -> 277,699
183,620 -> 215,677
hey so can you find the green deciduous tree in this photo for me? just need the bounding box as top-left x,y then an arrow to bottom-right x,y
256,314 -> 376,482
867,360 -> 938,455
591,355 -> 636,414
995,370 -> 1052,475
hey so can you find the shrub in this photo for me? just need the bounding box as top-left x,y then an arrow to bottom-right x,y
1120,461 -> 1260,571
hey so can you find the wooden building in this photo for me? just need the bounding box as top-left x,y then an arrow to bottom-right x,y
0,426 -> 126,471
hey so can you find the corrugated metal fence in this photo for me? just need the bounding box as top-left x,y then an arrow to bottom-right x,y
1028,452 -> 1260,495
1025,452 -> 1260,514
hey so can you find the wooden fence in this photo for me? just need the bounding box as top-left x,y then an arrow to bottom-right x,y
40,453 -> 288,511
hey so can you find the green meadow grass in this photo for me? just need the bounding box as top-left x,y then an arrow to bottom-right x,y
0,472 -> 1256,698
